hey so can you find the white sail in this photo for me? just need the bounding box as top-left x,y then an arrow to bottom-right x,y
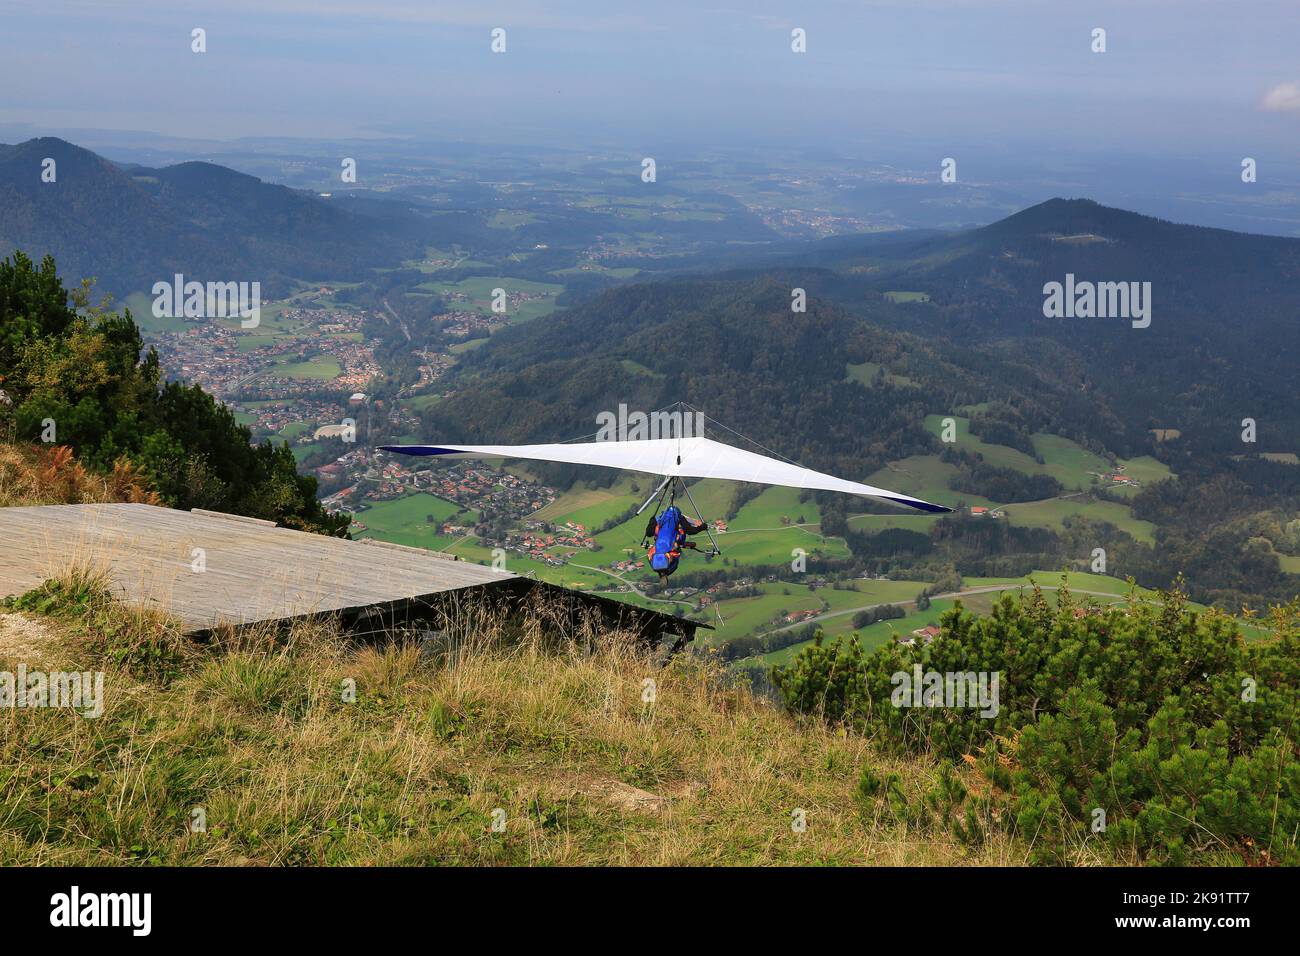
379,436 -> 950,513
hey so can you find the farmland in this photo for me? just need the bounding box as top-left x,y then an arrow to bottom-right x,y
351,493 -> 478,551
414,275 -> 563,323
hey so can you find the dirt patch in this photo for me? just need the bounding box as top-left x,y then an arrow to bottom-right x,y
0,612 -> 56,664
585,780 -> 669,813
579,778 -> 706,813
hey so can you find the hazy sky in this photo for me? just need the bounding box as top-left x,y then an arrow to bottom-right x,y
2,0 -> 1298,159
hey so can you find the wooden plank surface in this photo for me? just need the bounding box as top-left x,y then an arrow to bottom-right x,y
0,503 -> 519,633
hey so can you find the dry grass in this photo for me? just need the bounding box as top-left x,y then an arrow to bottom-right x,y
0,443 -> 158,507
0,573 -> 1036,866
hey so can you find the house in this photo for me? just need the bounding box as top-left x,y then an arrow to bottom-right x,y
911,625 -> 941,643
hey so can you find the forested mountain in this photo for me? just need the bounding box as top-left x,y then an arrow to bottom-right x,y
798,198 -> 1300,458
0,138 -> 427,299
425,277 -> 1024,486
424,273 -> 1130,482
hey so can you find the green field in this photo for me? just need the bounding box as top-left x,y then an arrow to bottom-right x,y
763,598 -> 958,665
486,211 -> 540,229
271,356 -> 342,381
846,361 -> 917,388
123,291 -> 190,333
352,493 -> 478,550
406,394 -> 442,411
922,414 -> 1173,495
533,475 -> 642,526
701,578 -> 924,646
1000,496 -> 1156,544
416,276 -> 563,323
236,333 -> 278,352
1114,454 -> 1175,490
866,455 -> 1000,511
852,416 -> 1158,541
846,512 -> 944,533
552,264 -> 641,279
291,443 -> 323,464
449,338 -> 489,354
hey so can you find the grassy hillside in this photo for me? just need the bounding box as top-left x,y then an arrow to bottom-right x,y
2,565 -> 1293,866
1,571 -> 1023,866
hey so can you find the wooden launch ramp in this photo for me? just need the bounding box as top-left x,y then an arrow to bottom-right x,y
0,503 -> 704,645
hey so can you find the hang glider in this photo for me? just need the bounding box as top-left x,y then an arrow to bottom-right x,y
378,436 -> 951,514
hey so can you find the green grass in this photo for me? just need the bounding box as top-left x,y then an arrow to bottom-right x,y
728,486 -> 819,529
922,414 -> 1173,496
846,512 -> 944,533
708,586 -> 824,642
445,538 -> 625,592
406,394 -> 442,411
416,276 -> 563,323
279,422 -> 311,440
846,362 -> 917,388
123,291 -> 190,333
964,570 -> 1139,596
618,360 -> 664,379
763,598 -> 959,666
866,455 -> 1000,511
1030,434 -> 1111,488
1115,455 -> 1175,487
271,357 -> 342,381
1000,496 -> 1156,544
291,443 -> 322,464
713,578 -> 927,646
449,338 -> 489,355
552,264 -> 641,278
534,476 -> 642,525
236,334 -> 278,352
351,493 -> 477,550
0,581 -> 1019,866
486,211 -> 540,229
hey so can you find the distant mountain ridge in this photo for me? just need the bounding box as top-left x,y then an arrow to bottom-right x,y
428,197 -> 1300,460
800,197 -> 1300,457
0,137 -> 426,299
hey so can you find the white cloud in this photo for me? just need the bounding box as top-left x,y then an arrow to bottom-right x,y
1259,82 -> 1300,113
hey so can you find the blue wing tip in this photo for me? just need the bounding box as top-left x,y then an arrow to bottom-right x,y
887,496 -> 952,514
379,445 -> 446,456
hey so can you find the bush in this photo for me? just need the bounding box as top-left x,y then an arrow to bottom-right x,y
774,580 -> 1300,865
